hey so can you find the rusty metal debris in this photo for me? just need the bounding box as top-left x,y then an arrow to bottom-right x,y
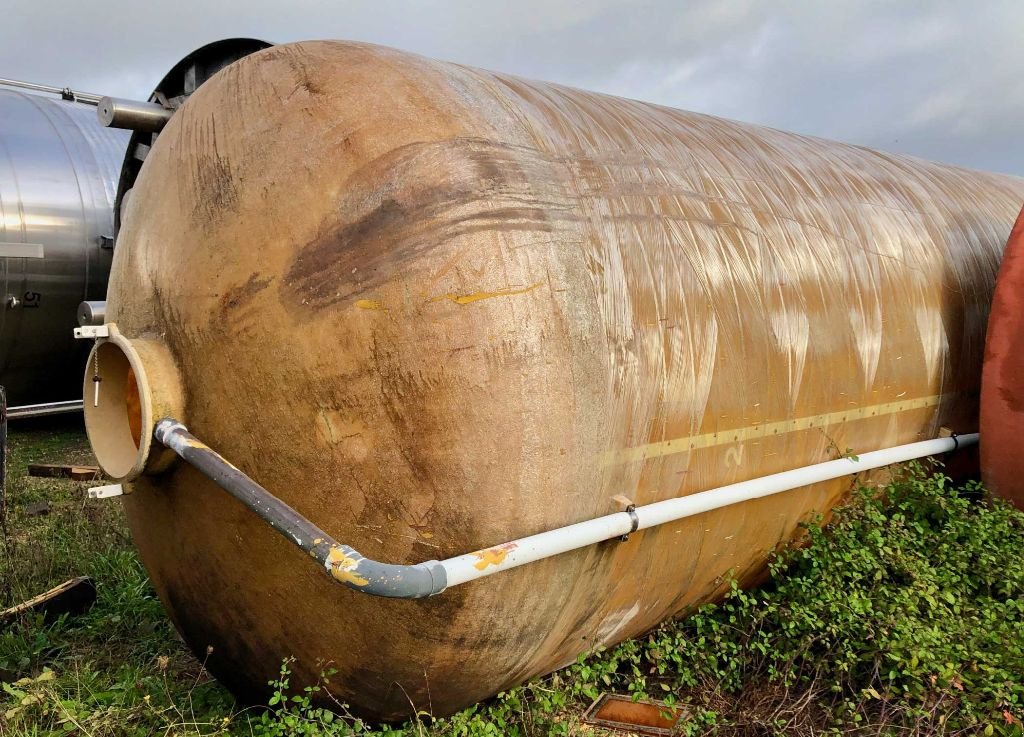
582,693 -> 686,736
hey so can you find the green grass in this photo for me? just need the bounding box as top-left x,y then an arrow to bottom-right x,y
1,422 -> 1022,736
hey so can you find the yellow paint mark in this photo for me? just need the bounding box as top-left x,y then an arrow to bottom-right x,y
326,547 -> 369,586
472,542 -> 518,570
354,298 -> 387,311
182,436 -> 246,472
430,281 -> 543,306
601,393 -> 953,467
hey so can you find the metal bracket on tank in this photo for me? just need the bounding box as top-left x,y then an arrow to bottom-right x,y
74,325 -> 109,339
619,505 -> 639,542
938,426 -> 961,452
88,484 -> 123,499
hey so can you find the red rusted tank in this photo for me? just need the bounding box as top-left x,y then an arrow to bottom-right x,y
981,206 -> 1024,508
83,40 -> 1024,720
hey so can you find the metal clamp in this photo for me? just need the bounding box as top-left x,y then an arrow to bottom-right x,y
619,504 -> 639,542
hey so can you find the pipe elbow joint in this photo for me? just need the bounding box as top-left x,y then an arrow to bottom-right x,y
326,551 -> 448,598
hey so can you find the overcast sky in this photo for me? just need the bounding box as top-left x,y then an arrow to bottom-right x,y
3,0 -> 1022,176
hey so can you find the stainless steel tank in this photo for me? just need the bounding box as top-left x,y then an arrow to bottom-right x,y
0,89 -> 128,405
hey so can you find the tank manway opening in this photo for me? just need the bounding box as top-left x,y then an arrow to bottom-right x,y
82,326 -> 184,482
86,341 -> 141,477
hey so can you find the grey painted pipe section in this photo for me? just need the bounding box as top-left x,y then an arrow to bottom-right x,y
153,419 -> 447,598
153,418 -> 974,599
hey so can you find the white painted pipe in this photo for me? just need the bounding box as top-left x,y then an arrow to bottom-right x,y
439,433 -> 976,588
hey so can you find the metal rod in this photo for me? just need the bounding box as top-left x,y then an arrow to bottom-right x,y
0,386 -> 7,562
0,77 -> 102,105
153,420 -> 447,598
97,97 -> 173,132
8,400 -> 84,420
152,418 -> 974,599
77,301 -> 107,327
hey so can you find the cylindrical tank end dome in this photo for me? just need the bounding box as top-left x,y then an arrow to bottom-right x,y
83,327 -> 185,481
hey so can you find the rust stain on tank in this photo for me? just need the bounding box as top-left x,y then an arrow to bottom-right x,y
221,273 -> 273,311
281,138 -> 578,312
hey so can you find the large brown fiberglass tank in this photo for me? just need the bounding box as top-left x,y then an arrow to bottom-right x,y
85,41 -> 1024,720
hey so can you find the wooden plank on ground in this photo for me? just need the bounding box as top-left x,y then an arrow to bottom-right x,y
0,577 -> 97,625
27,463 -> 101,481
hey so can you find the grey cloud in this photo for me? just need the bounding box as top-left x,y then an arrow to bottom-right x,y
2,0 -> 1022,175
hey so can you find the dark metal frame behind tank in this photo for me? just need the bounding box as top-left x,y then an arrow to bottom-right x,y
111,39 -> 271,236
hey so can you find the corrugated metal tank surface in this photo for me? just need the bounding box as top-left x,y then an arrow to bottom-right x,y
0,89 -> 128,404
105,41 -> 1024,719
